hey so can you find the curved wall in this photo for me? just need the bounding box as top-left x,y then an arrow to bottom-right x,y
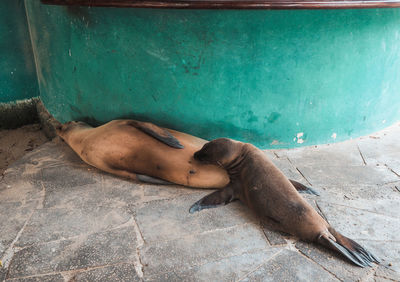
0,0 -> 38,103
25,1 -> 400,148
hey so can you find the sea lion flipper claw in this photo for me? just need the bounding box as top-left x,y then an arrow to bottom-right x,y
189,186 -> 237,214
128,121 -> 184,149
289,179 -> 320,196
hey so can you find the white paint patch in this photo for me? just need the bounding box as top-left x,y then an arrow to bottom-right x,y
382,120 -> 386,124
293,137 -> 296,142
331,133 -> 337,139
297,139 -> 304,144
297,132 -> 304,138
69,49 -> 72,57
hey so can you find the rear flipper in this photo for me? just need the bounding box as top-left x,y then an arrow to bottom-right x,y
137,174 -> 172,185
189,184 -> 238,214
289,179 -> 320,196
127,120 -> 184,149
318,227 -> 380,267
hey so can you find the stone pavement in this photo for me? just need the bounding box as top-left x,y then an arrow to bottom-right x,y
1,124 -> 400,282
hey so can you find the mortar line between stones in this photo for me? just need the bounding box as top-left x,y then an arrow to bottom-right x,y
260,222 -> 272,246
296,248 -> 344,282
143,222 -> 256,246
1,209 -> 35,275
318,200 -> 400,220
13,220 -> 137,251
7,261 -> 137,281
314,200 -> 329,222
285,157 -> 313,186
236,249 -> 284,281
295,167 -> 313,186
131,215 -> 144,278
384,164 -> 400,178
357,145 -> 367,165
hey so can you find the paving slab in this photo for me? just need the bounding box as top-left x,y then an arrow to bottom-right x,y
7,226 -> 137,279
240,249 -> 339,282
135,193 -> 256,242
16,206 -> 132,247
6,273 -> 64,282
140,223 -> 269,276
316,201 -> 400,242
295,241 -> 372,282
71,263 -> 140,281
296,164 -> 399,187
146,248 -> 282,282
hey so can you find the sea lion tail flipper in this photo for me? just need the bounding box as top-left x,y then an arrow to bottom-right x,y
127,121 -> 184,149
137,174 -> 172,185
289,179 -> 320,196
189,185 -> 237,214
317,227 -> 380,267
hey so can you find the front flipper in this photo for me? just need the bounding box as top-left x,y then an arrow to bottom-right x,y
189,185 -> 237,214
127,120 -> 184,149
289,179 -> 320,196
137,174 -> 172,185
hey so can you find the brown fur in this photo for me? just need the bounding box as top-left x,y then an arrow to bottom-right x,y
191,138 -> 379,267
56,120 -> 229,188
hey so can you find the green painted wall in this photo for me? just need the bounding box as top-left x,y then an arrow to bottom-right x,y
25,1 -> 400,148
0,0 -> 38,103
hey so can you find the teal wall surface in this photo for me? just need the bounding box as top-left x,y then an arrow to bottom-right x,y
0,0 -> 38,103
25,1 -> 400,148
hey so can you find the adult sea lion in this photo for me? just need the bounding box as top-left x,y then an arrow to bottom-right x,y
56,120 -> 316,192
189,138 -> 379,267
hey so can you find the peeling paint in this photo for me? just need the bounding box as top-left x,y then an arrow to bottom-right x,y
331,133 -> 337,139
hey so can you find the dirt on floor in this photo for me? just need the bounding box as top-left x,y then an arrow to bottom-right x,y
0,124 -> 48,175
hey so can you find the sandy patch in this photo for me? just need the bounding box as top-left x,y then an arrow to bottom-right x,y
0,124 -> 48,175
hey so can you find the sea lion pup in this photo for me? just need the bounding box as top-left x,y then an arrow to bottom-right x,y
189,138 -> 380,267
56,120 -> 316,192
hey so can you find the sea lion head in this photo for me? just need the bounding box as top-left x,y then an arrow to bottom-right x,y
194,138 -> 241,167
56,121 -> 90,140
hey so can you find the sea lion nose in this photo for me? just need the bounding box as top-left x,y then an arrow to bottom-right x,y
194,151 -> 202,161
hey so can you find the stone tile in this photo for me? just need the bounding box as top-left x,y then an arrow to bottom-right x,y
1,268 -> 6,282
375,265 -> 400,281
6,273 -> 64,282
145,248 -> 282,282
357,240 -> 400,273
0,176 -> 43,204
296,164 -> 399,187
72,263 -> 140,281
7,226 -> 137,279
357,123 -> 400,168
0,201 -> 36,258
135,193 -> 256,242
39,164 -> 100,191
269,157 -> 305,183
141,223 -> 269,276
275,140 -> 364,167
16,206 -> 132,247
314,182 -> 400,202
316,201 -> 400,242
295,241 -> 372,282
43,175 -> 198,210
241,249 -> 338,281
317,198 -> 400,219
261,224 -> 288,246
